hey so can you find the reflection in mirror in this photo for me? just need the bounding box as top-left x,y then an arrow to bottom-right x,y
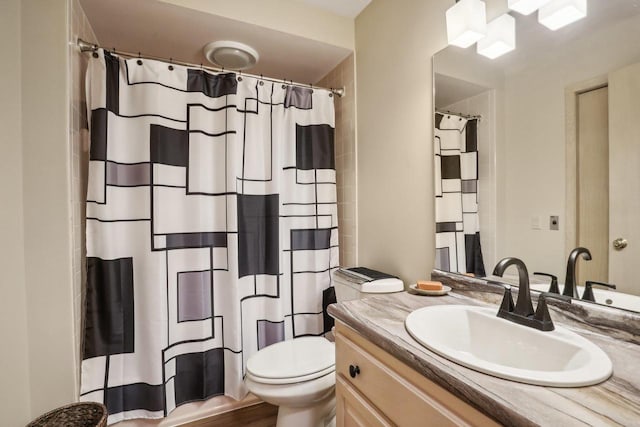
432,0 -> 640,313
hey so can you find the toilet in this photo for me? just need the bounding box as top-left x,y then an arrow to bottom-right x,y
245,270 -> 404,427
245,337 -> 336,427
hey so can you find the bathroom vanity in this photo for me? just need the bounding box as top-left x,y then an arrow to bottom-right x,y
334,321 -> 498,426
328,275 -> 640,426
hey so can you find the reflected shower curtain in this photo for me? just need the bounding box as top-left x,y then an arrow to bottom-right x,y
434,113 -> 485,275
80,50 -> 339,424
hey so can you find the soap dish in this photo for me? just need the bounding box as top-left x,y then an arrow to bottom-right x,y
409,284 -> 451,296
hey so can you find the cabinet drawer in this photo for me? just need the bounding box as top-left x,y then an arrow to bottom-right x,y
335,322 -> 499,427
336,375 -> 392,427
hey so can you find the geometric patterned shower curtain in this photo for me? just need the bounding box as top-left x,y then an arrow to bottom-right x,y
434,113 -> 485,276
79,49 -> 339,424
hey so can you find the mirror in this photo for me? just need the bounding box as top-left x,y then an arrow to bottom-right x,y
433,0 -> 640,313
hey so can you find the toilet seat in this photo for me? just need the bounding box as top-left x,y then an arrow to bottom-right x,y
247,337 -> 335,385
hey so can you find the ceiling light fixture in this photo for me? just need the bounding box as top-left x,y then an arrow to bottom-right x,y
203,41 -> 260,70
446,0 -> 487,48
538,0 -> 587,30
507,0 -> 552,16
477,13 -> 516,59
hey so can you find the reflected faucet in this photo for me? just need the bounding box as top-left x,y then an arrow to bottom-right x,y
493,257 -> 558,331
564,247 -> 592,298
582,281 -> 616,302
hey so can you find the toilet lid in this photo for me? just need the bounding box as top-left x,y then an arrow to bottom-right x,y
246,337 -> 335,383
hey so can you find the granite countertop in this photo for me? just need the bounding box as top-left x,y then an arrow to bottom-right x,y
328,281 -> 640,426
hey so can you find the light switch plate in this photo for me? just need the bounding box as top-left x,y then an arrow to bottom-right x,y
531,215 -> 541,230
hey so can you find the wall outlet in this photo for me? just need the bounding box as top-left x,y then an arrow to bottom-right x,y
550,215 -> 559,231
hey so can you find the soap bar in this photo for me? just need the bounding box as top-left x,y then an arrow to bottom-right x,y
417,280 -> 443,291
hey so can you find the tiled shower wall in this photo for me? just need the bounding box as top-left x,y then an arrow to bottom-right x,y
68,0 -> 97,387
317,54 -> 357,267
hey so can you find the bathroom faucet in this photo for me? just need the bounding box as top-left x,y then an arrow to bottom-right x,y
533,272 -> 559,294
492,257 -> 557,331
564,247 -> 592,298
582,281 -> 616,302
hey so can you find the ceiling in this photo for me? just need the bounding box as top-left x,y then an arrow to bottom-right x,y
79,0 -> 353,84
434,74 -> 490,109
295,0 -> 371,18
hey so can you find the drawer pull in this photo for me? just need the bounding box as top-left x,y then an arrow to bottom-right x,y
349,364 -> 361,378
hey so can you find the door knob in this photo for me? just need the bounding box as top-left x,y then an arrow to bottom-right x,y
613,238 -> 628,250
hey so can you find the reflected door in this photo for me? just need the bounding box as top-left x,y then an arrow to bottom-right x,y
608,62 -> 640,295
577,86 -> 609,284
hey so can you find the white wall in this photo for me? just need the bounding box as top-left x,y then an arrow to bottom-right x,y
0,0 -> 77,422
22,0 -> 77,417
355,0 -> 450,284
435,48 -> 505,92
501,13 -> 640,277
0,0 -> 31,424
69,0 -> 99,392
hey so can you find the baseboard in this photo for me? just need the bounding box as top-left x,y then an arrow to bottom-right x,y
179,402 -> 278,427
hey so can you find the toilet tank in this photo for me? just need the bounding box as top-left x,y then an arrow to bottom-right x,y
333,268 -> 404,302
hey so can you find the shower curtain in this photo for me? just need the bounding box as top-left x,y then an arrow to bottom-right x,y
80,50 -> 339,424
434,113 -> 485,276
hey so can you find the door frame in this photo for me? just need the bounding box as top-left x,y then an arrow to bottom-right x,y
564,74 -> 608,255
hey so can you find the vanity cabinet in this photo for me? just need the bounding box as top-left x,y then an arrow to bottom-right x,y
334,321 -> 499,427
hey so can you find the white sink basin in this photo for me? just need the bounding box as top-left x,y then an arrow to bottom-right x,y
405,305 -> 613,387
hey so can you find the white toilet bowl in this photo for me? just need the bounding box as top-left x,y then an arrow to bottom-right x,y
245,337 -> 336,427
245,269 -> 404,426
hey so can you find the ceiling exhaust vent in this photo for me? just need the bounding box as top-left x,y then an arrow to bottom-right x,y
203,40 -> 259,70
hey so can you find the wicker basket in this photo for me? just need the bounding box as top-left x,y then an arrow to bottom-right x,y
27,402 -> 107,427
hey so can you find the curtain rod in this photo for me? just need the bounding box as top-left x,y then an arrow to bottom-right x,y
436,109 -> 482,121
76,38 -> 345,98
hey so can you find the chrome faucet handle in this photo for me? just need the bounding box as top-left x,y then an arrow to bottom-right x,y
582,281 -> 617,302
